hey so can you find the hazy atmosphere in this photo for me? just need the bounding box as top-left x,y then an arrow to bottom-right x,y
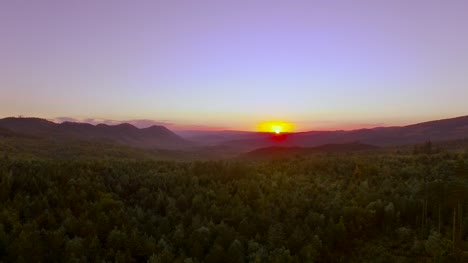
2,0 -> 468,131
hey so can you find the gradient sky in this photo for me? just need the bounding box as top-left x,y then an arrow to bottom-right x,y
1,0 -> 467,131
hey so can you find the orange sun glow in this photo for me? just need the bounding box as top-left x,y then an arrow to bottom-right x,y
257,121 -> 295,134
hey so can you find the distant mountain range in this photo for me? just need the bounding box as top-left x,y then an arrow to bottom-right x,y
184,115 -> 468,151
0,117 -> 191,150
0,115 -> 467,154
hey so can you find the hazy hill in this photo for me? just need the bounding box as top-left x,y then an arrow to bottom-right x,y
0,117 -> 192,150
187,115 -> 468,151
1,115 -> 467,154
176,130 -> 259,145
241,142 -> 379,159
288,115 -> 468,146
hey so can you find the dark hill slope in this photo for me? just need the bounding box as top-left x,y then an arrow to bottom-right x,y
217,115 -> 468,151
241,142 -> 379,159
0,118 -> 192,150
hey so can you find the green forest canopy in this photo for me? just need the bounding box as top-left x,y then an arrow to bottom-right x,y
0,144 -> 467,262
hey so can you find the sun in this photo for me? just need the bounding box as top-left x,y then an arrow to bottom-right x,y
257,121 -> 295,134
271,125 -> 283,134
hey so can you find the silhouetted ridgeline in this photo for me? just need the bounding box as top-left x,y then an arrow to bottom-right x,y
214,115 -> 468,151
0,115 -> 467,155
0,117 -> 192,150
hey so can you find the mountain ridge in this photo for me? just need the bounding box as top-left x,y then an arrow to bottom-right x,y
1,115 -> 467,152
191,115 -> 468,151
0,117 -> 192,150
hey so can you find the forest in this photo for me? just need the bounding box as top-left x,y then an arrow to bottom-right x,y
0,143 -> 467,262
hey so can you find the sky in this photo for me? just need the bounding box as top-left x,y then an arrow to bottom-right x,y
1,0 -> 467,131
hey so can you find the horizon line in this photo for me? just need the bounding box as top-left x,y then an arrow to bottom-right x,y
1,114 -> 467,133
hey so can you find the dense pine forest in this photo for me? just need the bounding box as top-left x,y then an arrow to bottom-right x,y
0,143 -> 467,262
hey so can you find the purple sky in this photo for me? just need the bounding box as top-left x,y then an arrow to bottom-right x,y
1,0 -> 467,131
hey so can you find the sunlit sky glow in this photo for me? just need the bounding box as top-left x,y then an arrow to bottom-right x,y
257,121 -> 295,134
1,0 -> 467,131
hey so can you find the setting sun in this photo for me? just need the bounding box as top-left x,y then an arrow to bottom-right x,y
257,121 -> 295,134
